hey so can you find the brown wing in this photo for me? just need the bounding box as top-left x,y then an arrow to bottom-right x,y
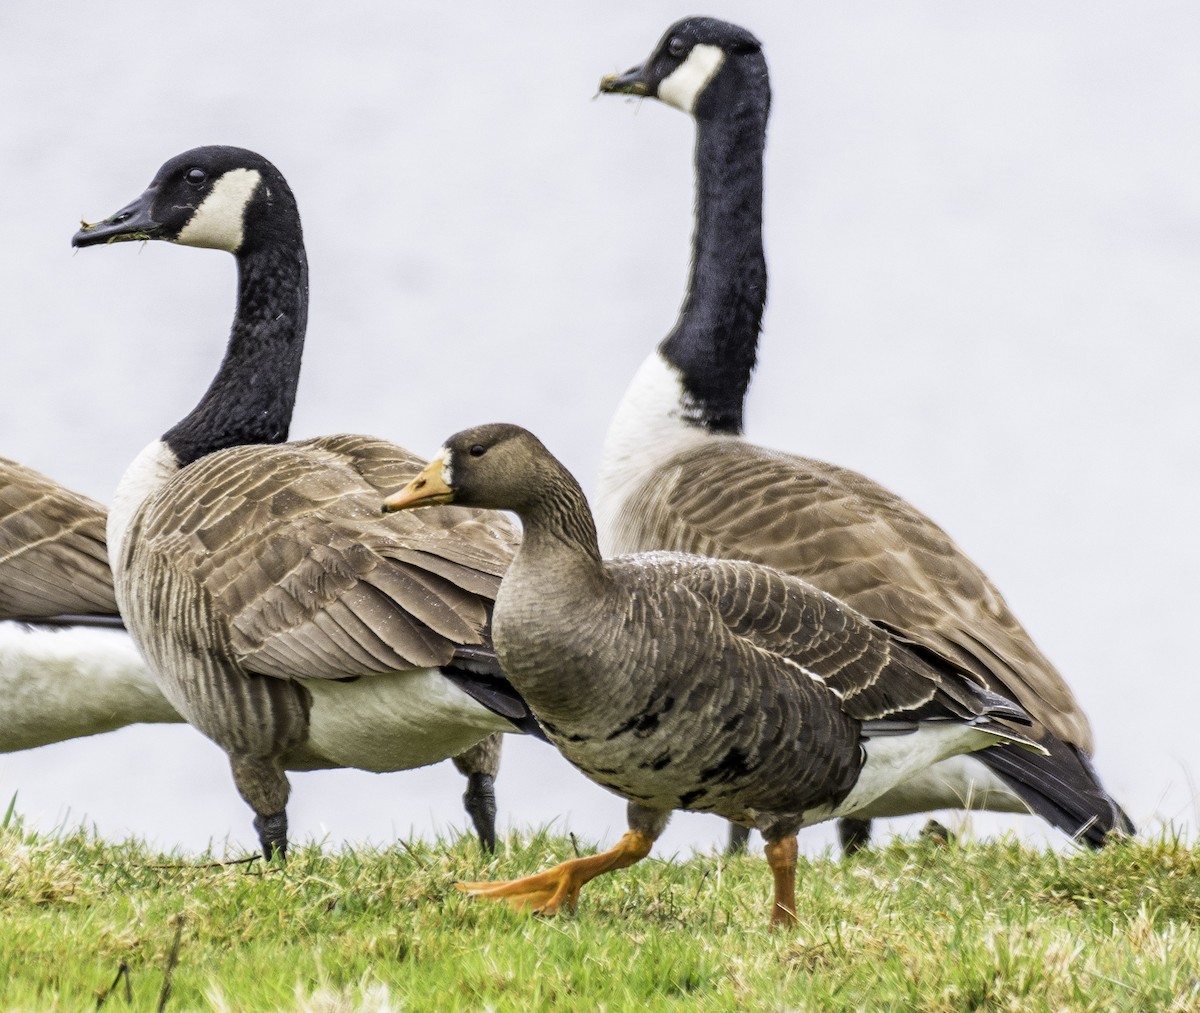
608,439 -> 1091,749
135,435 -> 517,679
595,552 -> 1034,819
0,456 -> 117,617
654,554 -> 993,725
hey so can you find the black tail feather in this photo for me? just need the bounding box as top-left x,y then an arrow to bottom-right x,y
977,735 -> 1134,848
440,664 -> 548,742
7,613 -> 126,630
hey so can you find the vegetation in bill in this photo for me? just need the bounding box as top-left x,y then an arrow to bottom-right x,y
2,806 -> 1197,1011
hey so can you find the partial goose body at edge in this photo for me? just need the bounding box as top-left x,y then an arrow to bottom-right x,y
0,456 -> 185,751
0,456 -> 116,619
0,623 -> 182,751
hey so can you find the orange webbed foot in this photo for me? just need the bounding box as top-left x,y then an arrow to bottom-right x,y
453,830 -> 655,917
454,866 -> 581,915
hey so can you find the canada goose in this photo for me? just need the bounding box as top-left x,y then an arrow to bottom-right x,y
0,455 -> 501,838
71,146 -> 543,858
383,423 -> 1044,925
597,18 -> 1131,852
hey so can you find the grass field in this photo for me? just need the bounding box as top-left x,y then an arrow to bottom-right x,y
2,806 -> 1197,1011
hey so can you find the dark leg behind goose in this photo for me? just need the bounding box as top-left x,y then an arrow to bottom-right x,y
452,733 -> 502,852
726,821 -> 752,854
731,818 -> 872,857
837,817 -> 873,855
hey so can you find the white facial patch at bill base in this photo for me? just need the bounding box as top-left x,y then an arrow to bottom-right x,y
437,450 -> 452,489
176,167 -> 262,252
658,44 -> 726,113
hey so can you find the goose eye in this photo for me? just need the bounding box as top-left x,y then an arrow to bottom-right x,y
185,168 -> 208,186
469,444 -> 486,457
668,36 -> 688,58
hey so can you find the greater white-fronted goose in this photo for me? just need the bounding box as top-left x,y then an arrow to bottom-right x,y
597,17 -> 1130,852
383,423 -> 1044,925
71,146 -> 542,857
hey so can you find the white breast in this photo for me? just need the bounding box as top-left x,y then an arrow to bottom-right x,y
107,439 -> 179,585
595,352 -> 712,556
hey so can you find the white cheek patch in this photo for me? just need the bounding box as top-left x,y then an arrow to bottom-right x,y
175,167 -> 262,252
658,44 -> 725,113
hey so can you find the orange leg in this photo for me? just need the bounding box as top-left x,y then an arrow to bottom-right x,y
764,836 -> 799,927
455,830 -> 655,916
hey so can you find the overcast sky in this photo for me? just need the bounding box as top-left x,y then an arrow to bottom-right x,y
0,1 -> 1196,858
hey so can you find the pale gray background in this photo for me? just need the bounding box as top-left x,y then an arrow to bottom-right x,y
0,1 -> 1196,858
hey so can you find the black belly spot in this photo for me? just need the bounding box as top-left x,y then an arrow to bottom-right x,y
642,751 -> 672,771
700,747 -> 753,784
679,788 -> 707,807
604,695 -> 678,741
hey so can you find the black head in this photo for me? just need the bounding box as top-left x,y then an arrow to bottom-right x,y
598,17 -> 766,118
72,145 -> 299,255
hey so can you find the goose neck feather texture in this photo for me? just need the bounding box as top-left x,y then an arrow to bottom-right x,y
663,45 -> 768,435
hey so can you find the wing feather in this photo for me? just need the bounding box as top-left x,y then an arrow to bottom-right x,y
0,457 -> 117,618
139,437 -> 514,681
612,441 -> 1090,748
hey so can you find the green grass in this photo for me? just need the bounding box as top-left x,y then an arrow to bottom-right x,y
2,815 -> 1198,1011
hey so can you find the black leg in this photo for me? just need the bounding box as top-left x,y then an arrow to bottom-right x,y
837,817 -> 873,855
452,735 -> 502,852
726,822 -> 752,855
463,772 -> 498,853
230,753 -> 291,861
253,810 -> 288,861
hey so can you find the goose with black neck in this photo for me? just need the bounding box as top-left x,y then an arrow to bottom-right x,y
72,146 -> 543,858
597,18 -> 1131,852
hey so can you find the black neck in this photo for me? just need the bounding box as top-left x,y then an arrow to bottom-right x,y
661,65 -> 769,435
163,233 -> 309,468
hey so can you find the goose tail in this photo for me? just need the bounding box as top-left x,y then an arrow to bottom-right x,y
976,735 -> 1134,847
